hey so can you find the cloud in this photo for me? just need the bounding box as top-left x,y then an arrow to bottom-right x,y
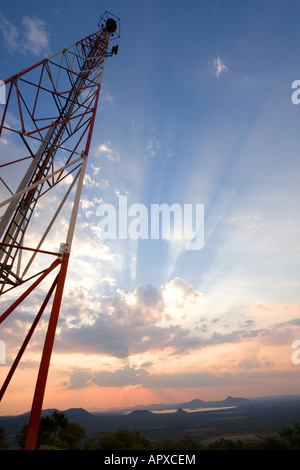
214,57 -> 228,78
68,363 -> 299,390
96,141 -> 120,161
146,135 -> 161,157
0,14 -> 19,52
55,280 -> 203,358
21,17 -> 51,56
0,14 -> 50,56
163,277 -> 203,309
53,273 -> 300,367
80,196 -> 103,218
54,277 -> 296,361
99,91 -> 114,111
69,364 -> 148,389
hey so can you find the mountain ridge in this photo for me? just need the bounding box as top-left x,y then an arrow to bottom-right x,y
92,395 -> 250,415
1,394 -> 300,448
2,394 -> 300,419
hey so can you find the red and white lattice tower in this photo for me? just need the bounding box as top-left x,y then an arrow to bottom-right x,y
0,12 -> 120,449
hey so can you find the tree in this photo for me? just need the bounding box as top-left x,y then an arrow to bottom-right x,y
15,411 -> 86,450
0,427 -> 9,450
279,422 -> 300,449
173,434 -> 205,450
207,438 -> 244,450
262,436 -> 289,450
91,429 -> 152,450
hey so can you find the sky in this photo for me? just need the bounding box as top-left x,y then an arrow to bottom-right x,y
0,0 -> 300,415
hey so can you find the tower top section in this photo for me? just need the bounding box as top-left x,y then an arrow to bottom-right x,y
99,11 -> 120,39
0,10 -> 120,292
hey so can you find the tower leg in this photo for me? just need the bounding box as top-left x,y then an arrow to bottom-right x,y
24,252 -> 69,450
0,274 -> 59,402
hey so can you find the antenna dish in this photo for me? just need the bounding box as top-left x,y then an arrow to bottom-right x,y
105,18 -> 117,33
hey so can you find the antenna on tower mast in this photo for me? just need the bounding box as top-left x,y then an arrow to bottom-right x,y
0,12 -> 120,449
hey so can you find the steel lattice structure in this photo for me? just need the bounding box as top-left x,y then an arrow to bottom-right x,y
0,12 -> 119,449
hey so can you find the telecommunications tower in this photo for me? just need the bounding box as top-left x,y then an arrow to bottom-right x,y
0,12 -> 120,449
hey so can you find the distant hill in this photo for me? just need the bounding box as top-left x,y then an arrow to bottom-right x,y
2,395 -> 300,449
114,395 -> 250,415
129,410 -> 153,416
176,396 -> 249,409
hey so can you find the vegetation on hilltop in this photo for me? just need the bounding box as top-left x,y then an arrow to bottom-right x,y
1,411 -> 300,450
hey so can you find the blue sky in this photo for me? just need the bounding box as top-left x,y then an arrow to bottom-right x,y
1,0 -> 300,414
